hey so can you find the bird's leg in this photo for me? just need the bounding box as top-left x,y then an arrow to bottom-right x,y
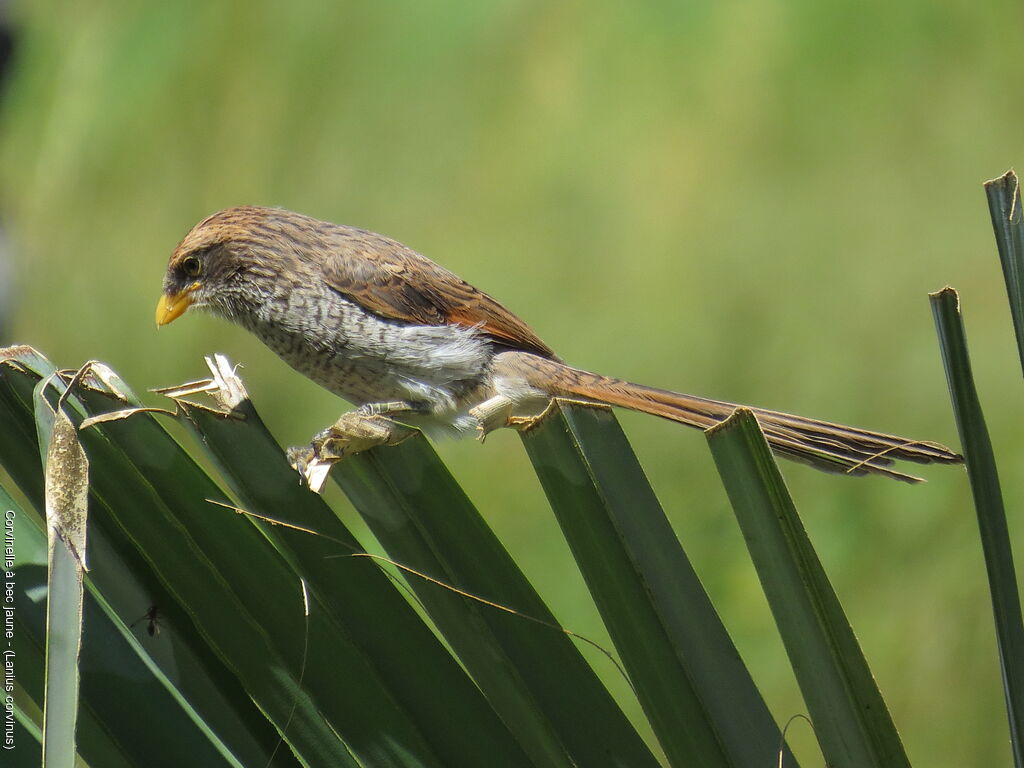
355,400 -> 430,418
308,399 -> 427,455
468,394 -> 515,439
288,403 -> 422,492
314,411 -> 413,452
469,394 -> 553,439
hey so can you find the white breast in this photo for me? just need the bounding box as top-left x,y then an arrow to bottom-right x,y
222,283 -> 494,421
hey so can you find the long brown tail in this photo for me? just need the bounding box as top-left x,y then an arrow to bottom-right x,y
536,362 -> 963,483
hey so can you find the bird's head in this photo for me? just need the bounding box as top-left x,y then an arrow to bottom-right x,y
156,206 -> 290,326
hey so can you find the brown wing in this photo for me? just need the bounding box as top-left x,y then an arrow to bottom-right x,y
320,225 -> 559,360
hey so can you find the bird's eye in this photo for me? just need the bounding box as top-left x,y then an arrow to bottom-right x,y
181,255 -> 202,277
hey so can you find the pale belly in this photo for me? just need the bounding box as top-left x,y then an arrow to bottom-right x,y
233,293 -> 495,419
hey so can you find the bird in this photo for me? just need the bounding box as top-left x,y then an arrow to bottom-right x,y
156,206 -> 962,483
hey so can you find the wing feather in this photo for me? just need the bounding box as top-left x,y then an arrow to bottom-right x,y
320,226 -> 559,360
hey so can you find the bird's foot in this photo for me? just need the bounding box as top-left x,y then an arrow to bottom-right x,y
507,413 -> 545,430
288,411 -> 414,493
469,394 -> 549,440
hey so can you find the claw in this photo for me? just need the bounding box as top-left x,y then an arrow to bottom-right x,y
507,414 -> 544,431
289,411 -> 415,493
285,445 -> 316,486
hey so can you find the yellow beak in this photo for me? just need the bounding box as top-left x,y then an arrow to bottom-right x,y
155,285 -> 198,327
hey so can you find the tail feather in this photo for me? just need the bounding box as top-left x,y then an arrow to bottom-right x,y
546,367 -> 962,483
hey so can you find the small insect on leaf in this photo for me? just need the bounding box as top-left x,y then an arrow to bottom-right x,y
131,604 -> 162,638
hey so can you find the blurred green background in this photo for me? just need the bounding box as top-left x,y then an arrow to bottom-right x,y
1,0 -> 1022,764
